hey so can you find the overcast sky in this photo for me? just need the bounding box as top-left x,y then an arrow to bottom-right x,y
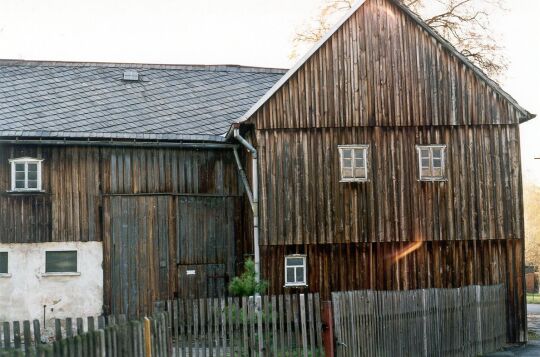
0,0 -> 538,182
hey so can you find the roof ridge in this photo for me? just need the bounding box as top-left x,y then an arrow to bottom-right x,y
0,59 -> 288,74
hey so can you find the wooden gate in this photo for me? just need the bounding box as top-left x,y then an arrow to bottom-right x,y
332,285 -> 507,357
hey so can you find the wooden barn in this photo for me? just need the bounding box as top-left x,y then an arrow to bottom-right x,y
0,0 -> 534,345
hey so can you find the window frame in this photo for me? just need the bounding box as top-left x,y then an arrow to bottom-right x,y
416,145 -> 447,181
9,157 -> 44,192
0,251 -> 9,277
284,254 -> 307,287
43,250 -> 80,276
338,144 -> 370,182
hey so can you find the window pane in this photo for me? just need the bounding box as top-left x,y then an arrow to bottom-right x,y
15,180 -> 25,189
355,158 -> 364,168
353,149 -> 365,159
420,149 -> 430,159
432,158 -> 442,168
0,252 -> 7,274
28,171 -> 38,180
421,168 -> 432,178
341,168 -> 353,178
15,172 -> 25,180
286,267 -> 295,283
45,251 -> 77,273
421,158 -> 430,168
296,267 -> 304,283
287,257 -> 304,266
354,168 -> 366,178
27,163 -> 38,172
432,167 -> 443,177
342,149 -> 352,159
15,163 -> 25,172
342,158 -> 352,168
432,148 -> 442,159
27,180 -> 38,189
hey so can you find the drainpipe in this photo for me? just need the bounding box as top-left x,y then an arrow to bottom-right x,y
233,127 -> 264,355
233,128 -> 260,286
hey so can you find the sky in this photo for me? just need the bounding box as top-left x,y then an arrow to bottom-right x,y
0,0 -> 539,183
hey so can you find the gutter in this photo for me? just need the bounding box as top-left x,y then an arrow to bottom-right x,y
0,138 -> 237,150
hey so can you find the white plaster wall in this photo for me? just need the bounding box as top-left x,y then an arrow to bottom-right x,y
0,241 -> 103,326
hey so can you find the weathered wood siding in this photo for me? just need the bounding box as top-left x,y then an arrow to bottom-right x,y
0,144 -> 243,316
246,0 -> 525,129
257,126 -> 523,245
0,145 -> 101,243
261,240 -> 525,342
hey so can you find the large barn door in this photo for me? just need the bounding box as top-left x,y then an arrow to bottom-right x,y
175,196 -> 237,299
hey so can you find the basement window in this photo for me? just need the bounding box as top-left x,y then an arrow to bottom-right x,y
416,145 -> 447,181
44,250 -> 79,275
9,157 -> 43,191
0,252 -> 8,276
338,145 -> 369,182
285,255 -> 307,287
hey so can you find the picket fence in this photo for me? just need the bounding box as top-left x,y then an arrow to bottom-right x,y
157,293 -> 324,356
332,284 -> 507,357
0,313 -> 169,357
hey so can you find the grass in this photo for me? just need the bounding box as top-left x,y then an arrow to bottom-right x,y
529,330 -> 540,341
527,293 -> 540,304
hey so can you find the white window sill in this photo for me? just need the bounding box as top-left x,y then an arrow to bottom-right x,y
340,179 -> 369,183
0,273 -> 12,278
41,272 -> 81,277
6,190 -> 46,193
418,178 -> 448,182
284,284 -> 308,288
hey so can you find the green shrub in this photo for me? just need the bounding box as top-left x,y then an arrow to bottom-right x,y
228,259 -> 268,296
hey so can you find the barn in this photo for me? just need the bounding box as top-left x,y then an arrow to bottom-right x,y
0,0 -> 534,344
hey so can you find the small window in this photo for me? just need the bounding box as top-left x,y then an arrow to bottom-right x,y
9,157 -> 43,191
45,251 -> 77,273
285,255 -> 307,287
416,145 -> 447,181
0,252 -> 8,274
338,145 -> 369,182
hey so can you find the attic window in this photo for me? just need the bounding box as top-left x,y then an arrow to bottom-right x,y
9,158 -> 43,191
123,69 -> 139,81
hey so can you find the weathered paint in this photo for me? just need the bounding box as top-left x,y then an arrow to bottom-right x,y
0,241 -> 103,325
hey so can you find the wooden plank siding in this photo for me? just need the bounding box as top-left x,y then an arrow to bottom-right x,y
261,240 -> 525,342
245,0 -> 525,130
0,144 -> 244,317
256,125 -> 523,245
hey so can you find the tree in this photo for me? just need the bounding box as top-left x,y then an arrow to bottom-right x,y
525,183 -> 540,267
291,0 -> 508,79
228,259 -> 269,296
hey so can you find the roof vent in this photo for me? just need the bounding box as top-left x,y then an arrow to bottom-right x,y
123,69 -> 139,81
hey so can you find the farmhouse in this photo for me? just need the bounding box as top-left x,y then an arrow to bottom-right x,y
0,0 -> 534,344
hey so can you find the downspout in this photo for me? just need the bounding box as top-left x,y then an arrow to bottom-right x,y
233,128 -> 260,285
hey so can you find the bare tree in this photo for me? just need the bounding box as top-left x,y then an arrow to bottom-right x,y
291,0 -> 508,79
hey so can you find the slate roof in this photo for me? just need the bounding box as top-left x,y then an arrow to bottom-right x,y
0,60 -> 286,142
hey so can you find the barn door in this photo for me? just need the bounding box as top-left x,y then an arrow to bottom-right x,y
177,264 -> 227,299
175,196 -> 237,298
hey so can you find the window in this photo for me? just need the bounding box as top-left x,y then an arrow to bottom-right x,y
285,255 -> 307,287
338,145 -> 369,182
9,157 -> 43,191
416,145 -> 447,181
0,252 -> 8,274
45,251 -> 77,273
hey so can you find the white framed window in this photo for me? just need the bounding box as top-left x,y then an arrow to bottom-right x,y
44,250 -> 79,275
0,251 -> 8,276
284,255 -> 307,287
338,145 -> 369,182
416,145 -> 447,181
9,157 -> 43,191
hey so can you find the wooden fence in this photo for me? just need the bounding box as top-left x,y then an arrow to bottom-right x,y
332,284 -> 507,357
157,293 -> 324,356
0,313 -> 169,357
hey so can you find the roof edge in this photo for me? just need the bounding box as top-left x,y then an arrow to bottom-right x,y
235,0 -> 534,125
0,59 -> 288,74
0,130 -> 228,143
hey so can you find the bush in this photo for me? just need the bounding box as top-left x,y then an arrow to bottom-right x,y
228,259 -> 268,296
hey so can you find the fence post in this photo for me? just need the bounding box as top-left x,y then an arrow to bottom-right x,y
321,301 -> 335,357
144,317 -> 152,357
